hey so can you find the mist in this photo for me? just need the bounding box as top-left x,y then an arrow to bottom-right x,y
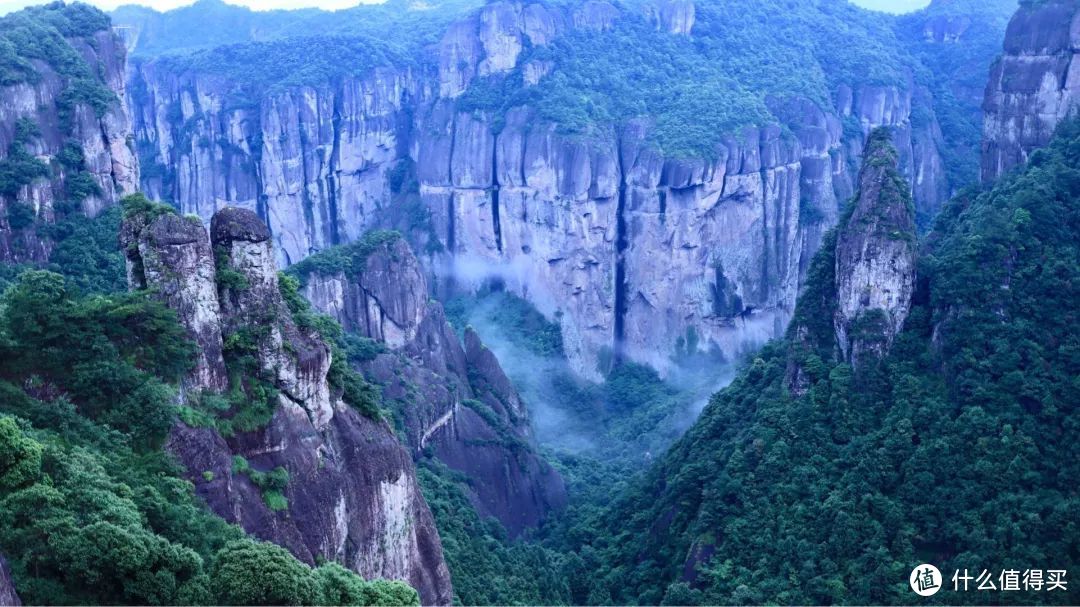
450,285 -> 742,460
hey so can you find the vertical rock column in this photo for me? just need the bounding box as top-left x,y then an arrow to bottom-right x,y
120,206 -> 228,391
981,0 -> 1080,182
211,206 -> 335,429
833,128 -> 917,368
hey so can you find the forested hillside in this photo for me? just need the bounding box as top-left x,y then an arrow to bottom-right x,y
563,121 -> 1080,605
0,211 -> 419,605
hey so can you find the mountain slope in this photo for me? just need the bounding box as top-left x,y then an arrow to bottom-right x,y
575,120 -> 1080,604
0,262 -> 421,606
0,3 -> 138,262
119,201 -> 453,604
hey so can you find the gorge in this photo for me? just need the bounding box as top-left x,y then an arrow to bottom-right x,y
0,0 -> 1077,605
117,0 -> 1009,380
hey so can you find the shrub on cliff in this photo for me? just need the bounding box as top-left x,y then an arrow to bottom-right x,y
212,540 -> 420,606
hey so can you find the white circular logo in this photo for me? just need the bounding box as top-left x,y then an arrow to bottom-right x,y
910,564 -> 942,597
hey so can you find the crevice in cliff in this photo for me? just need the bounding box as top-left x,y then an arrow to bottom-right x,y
327,85 -> 344,246
446,191 -> 457,294
758,164 -> 772,304
299,105 -> 317,256
491,141 -> 502,253
97,115 -> 120,202
612,139 -> 629,364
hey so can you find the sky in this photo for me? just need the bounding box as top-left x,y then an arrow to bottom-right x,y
1,0 -> 933,15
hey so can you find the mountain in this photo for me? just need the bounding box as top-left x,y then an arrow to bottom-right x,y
111,0 -> 483,58
0,198 -> 427,605
897,0 -> 1017,190
114,0 -> 1014,384
119,200 -> 453,604
292,231 -> 568,536
2,0 -> 1074,605
0,3 -> 137,262
564,114 -> 1080,604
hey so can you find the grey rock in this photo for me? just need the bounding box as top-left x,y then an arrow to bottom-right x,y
302,235 -> 567,536
981,0 -> 1080,182
0,554 -> 20,607
126,0 -> 952,382
121,211 -> 229,391
126,207 -> 453,605
0,28 -> 137,263
833,130 -> 917,368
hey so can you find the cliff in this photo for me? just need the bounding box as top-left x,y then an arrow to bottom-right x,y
120,201 -> 453,605
122,0 -> 953,380
982,0 -> 1080,182
833,129 -> 918,368
296,233 -> 567,536
0,5 -> 137,262
0,555 -> 18,607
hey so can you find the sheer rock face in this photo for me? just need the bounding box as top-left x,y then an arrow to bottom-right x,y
119,211 -> 229,391
0,554 -> 20,607
128,62 -> 413,266
648,0 -> 696,35
302,236 -> 567,536
122,207 -> 453,605
0,29 -> 137,262
212,207 -> 336,429
127,0 -> 949,380
981,0 -> 1080,182
834,130 -> 917,368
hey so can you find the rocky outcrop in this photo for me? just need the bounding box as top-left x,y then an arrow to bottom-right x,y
299,233 -> 566,536
0,554 -> 19,607
125,0 -> 950,380
120,205 -> 228,391
122,206 -> 452,605
981,0 -> 1080,182
0,14 -> 137,262
645,0 -> 695,35
834,129 -> 917,368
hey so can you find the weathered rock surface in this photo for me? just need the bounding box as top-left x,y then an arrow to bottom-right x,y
0,27 -> 137,262
982,0 -> 1080,182
120,209 -> 229,391
0,554 -> 20,607
300,234 -> 566,536
126,0 -> 950,380
834,129 -> 917,368
123,207 -> 453,605
128,62 -> 414,266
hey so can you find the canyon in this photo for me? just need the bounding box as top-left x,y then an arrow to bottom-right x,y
121,0 -> 967,380
2,0 -> 1077,604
